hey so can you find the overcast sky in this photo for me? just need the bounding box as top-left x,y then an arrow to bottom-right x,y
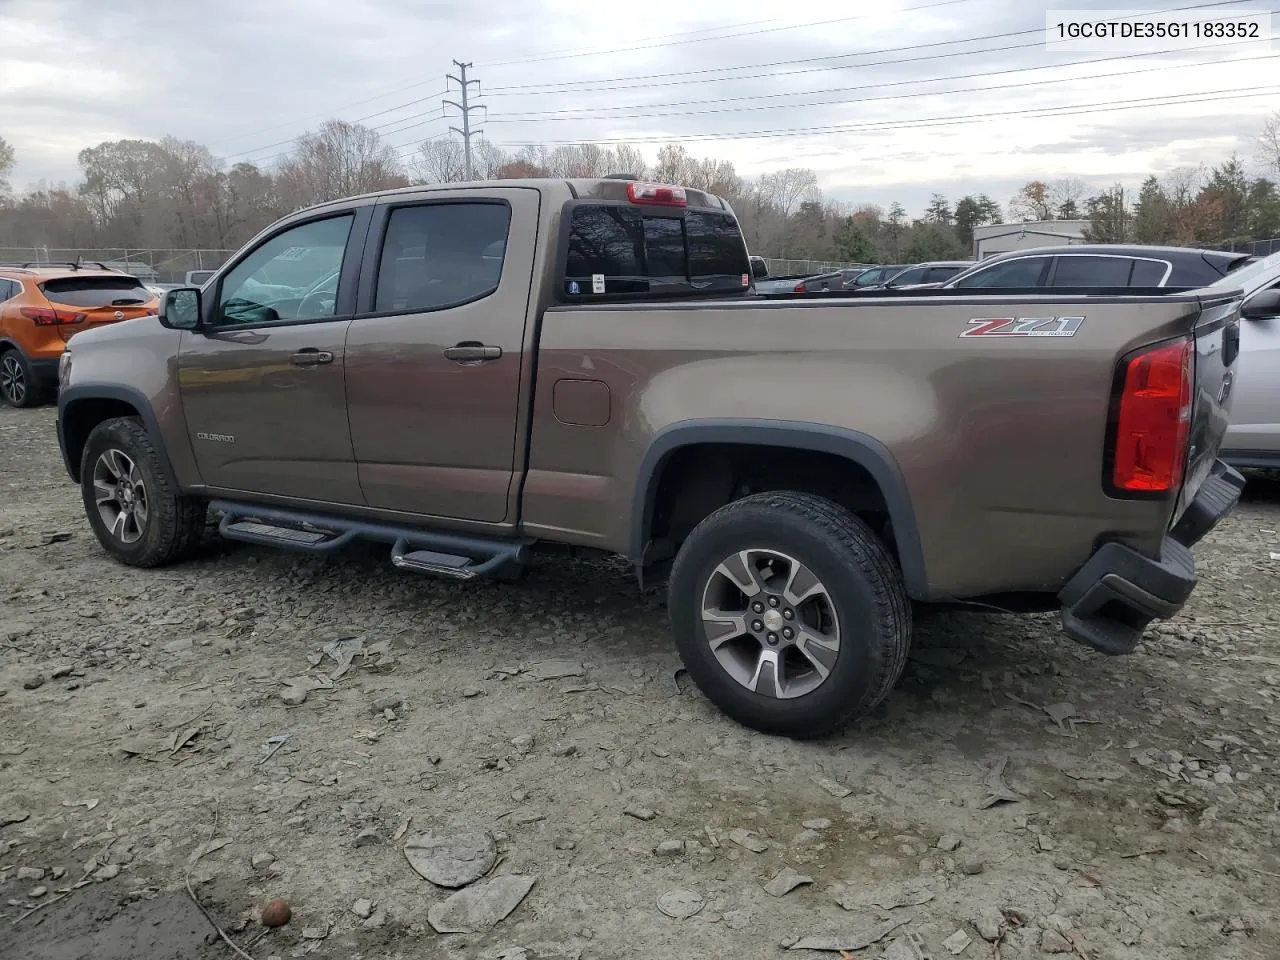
1,0 -> 1277,214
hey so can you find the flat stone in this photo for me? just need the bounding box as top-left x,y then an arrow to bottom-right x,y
404,829 -> 497,888
656,888 -> 704,919
427,874 -> 537,933
943,929 -> 971,955
727,828 -> 769,853
351,898 -> 375,919
960,859 -> 985,875
624,806 -> 657,821
937,834 -> 962,852
813,777 -> 852,798
94,864 -> 121,881
654,839 -> 684,857
371,695 -> 402,714
29,886 -> 48,898
525,660 -> 585,681
550,742 -> 576,757
22,674 -> 45,691
763,867 -> 813,897
973,906 -> 1005,942
251,853 -> 276,873
1041,930 -> 1073,954
787,918 -> 911,952
15,867 -> 44,881
802,818 -> 833,830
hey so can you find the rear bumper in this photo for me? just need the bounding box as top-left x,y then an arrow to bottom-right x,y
29,358 -> 60,389
1058,459 -> 1245,655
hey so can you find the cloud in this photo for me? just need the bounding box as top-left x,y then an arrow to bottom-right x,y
1,0 -> 1276,214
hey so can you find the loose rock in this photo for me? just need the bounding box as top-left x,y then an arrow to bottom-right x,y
656,888 -> 705,919
763,867 -> 813,897
29,885 -> 48,898
16,867 -> 44,881
813,776 -> 853,799
261,899 -> 292,927
526,660 -> 585,681
371,695 -> 402,714
727,828 -> 769,853
960,859 -> 985,876
1041,929 -> 1073,954
655,839 -> 685,857
550,742 -> 576,757
943,929 -> 972,955
973,906 -> 1005,942
802,818 -> 833,830
511,734 -> 534,755
22,674 -> 45,691
937,834 -> 962,852
786,917 -> 911,952
427,874 -> 537,933
404,829 -> 498,887
351,898 -> 375,919
624,806 -> 657,821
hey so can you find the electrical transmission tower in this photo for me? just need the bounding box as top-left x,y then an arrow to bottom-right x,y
444,60 -> 485,180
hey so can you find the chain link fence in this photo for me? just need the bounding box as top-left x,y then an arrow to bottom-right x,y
1207,238 -> 1280,257
0,248 -> 236,284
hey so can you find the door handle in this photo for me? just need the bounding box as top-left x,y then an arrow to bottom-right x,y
443,342 -> 502,364
290,349 -> 334,367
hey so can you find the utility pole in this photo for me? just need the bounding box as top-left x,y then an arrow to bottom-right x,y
445,60 -> 484,181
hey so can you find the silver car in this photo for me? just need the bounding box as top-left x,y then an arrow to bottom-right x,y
1214,251 -> 1280,468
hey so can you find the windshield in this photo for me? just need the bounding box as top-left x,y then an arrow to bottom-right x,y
1204,251 -> 1280,294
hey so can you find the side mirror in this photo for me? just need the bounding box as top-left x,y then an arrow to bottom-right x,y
159,286 -> 203,330
1241,288 -> 1280,320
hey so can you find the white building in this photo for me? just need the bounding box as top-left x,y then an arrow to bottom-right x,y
973,220 -> 1089,259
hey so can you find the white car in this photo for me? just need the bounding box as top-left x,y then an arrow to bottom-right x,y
1213,251 -> 1280,469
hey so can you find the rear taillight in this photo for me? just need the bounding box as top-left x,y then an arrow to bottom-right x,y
21,306 -> 86,326
626,182 -> 687,206
794,282 -> 806,293
1109,337 -> 1194,494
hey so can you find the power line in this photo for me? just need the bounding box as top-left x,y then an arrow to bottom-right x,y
478,85 -> 1280,147
479,0 -> 980,68
477,50 -> 1280,124
481,0 -> 1256,95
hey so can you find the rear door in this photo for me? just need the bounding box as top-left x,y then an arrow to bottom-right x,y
39,274 -> 155,341
178,206 -> 371,502
344,188 -> 539,525
949,256 -> 1050,288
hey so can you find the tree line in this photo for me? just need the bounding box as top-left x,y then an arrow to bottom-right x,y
0,110 -> 1277,264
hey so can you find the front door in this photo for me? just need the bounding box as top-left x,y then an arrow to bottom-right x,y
179,208 -> 370,504
344,189 -> 539,524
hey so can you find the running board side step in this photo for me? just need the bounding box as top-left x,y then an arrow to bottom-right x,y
211,500 -> 530,581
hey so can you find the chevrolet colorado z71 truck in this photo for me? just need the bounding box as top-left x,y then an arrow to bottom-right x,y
55,177 -> 1245,738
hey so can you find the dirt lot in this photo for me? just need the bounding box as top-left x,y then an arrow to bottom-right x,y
2,404 -> 1279,960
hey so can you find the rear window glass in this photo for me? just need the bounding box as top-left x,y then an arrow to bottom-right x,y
926,266 -> 966,282
1130,260 -> 1167,285
564,205 -> 749,296
40,276 -> 152,307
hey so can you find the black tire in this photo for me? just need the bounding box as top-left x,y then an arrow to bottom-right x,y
668,491 -> 911,739
80,416 -> 207,567
0,348 -> 46,408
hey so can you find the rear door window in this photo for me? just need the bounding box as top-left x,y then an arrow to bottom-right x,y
563,205 -> 749,296
952,257 -> 1049,288
40,276 -> 153,307
1050,256 -> 1134,287
925,266 -> 966,282
887,267 -> 926,285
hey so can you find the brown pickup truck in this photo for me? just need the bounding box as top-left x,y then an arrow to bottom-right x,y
55,176 -> 1245,738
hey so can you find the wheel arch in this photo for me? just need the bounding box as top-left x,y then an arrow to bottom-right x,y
630,419 -> 930,599
58,385 -> 177,488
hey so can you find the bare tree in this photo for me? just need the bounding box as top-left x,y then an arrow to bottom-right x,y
276,120 -> 406,208
1257,111 -> 1280,175
0,136 -> 14,196
412,138 -> 467,183
1047,177 -> 1087,218
611,144 -> 648,179
1009,181 -> 1053,221
759,167 -> 819,217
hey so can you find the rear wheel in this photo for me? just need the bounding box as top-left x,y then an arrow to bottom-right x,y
80,416 -> 206,567
668,491 -> 911,739
0,348 -> 45,408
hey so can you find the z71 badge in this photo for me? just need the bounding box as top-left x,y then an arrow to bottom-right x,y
959,316 -> 1084,338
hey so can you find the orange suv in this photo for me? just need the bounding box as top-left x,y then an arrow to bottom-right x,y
0,262 -> 158,407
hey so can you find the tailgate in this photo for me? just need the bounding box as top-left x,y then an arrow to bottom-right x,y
39,275 -> 157,341
1174,293 -> 1241,524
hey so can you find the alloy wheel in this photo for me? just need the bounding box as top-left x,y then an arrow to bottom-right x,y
0,354 -> 26,405
92,448 -> 149,544
699,548 -> 842,699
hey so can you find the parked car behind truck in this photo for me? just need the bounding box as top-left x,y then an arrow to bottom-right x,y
56,177 -> 1244,738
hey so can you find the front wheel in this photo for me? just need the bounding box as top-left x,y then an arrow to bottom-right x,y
80,416 -> 207,567
668,492 -> 911,739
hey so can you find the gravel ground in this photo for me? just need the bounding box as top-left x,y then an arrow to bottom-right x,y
1,404 -> 1279,960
